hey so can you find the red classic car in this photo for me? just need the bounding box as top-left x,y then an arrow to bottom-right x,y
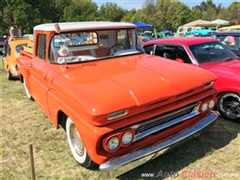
143,37 -> 240,121
16,22 -> 218,178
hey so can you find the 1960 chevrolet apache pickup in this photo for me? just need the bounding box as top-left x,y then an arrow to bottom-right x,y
16,22 -> 218,178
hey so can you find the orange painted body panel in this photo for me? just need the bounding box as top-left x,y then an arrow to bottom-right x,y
16,22 -> 218,174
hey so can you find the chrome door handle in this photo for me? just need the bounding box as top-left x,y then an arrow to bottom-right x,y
27,63 -> 32,67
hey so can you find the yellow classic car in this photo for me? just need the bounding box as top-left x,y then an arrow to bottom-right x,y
3,36 -> 32,80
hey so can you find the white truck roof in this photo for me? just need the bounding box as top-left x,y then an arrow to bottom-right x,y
34,22 -> 136,32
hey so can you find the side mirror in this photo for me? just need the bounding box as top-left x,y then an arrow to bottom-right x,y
175,58 -> 184,63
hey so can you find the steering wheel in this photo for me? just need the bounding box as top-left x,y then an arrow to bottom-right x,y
106,44 -> 126,56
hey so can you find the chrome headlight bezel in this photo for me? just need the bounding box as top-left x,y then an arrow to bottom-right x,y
122,131 -> 133,145
201,103 -> 208,112
107,137 -> 120,151
208,100 -> 215,109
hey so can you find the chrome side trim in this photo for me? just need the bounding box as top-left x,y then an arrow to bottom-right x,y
100,112 -> 218,179
204,81 -> 214,89
107,109 -> 129,120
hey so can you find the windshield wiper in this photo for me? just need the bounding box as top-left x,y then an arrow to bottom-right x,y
225,57 -> 235,62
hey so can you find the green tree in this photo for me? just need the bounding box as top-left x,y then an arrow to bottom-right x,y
194,0 -> 217,12
190,8 -> 202,21
130,9 -> 148,23
97,2 -> 126,21
228,1 -> 240,20
2,0 -> 42,34
1,0 -> 64,34
192,0 -> 224,21
167,1 -> 192,31
55,0 -> 72,21
217,8 -> 233,21
152,0 -> 191,32
121,8 -> 137,22
202,7 -> 218,21
142,0 -> 157,26
63,0 -> 98,22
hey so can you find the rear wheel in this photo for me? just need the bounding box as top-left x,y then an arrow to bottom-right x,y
7,68 -> 14,80
23,77 -> 34,100
66,117 -> 96,168
217,92 -> 240,121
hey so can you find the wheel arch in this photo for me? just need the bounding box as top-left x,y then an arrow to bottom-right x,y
56,109 -> 99,163
57,110 -> 67,131
217,86 -> 240,95
19,73 -> 23,83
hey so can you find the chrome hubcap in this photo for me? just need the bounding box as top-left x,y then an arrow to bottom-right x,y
220,93 -> 240,119
70,124 -> 84,156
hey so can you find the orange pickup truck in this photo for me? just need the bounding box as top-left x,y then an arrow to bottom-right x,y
16,22 -> 218,178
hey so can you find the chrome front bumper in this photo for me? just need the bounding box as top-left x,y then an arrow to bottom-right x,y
100,112 -> 218,178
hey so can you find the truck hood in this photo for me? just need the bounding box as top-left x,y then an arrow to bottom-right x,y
53,54 -> 216,115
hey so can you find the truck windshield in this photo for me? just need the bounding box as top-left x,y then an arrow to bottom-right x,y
50,29 -> 144,64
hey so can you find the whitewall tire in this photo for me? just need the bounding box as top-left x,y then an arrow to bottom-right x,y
66,117 -> 96,168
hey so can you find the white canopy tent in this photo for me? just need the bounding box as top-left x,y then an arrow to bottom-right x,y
211,19 -> 230,27
183,19 -> 217,27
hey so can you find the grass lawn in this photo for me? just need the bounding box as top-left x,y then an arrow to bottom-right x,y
1,59 -> 240,180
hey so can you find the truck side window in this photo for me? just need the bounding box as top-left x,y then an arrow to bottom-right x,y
37,34 -> 46,60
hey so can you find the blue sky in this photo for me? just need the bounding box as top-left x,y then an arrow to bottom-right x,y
93,0 -> 235,10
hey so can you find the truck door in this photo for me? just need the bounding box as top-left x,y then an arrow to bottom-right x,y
27,34 -> 52,117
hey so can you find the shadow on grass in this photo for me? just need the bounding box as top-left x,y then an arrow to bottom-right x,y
111,117 -> 240,180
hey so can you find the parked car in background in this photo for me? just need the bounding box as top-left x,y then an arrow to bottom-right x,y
143,37 -> 240,121
16,22 -> 219,178
0,36 -> 4,54
228,25 -> 240,31
158,30 -> 175,39
211,32 -> 240,56
138,35 -> 150,44
141,30 -> 153,38
3,37 -> 32,80
22,34 -> 33,38
185,29 -> 216,37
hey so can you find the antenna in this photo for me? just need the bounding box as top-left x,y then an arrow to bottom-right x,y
64,57 -> 68,70
54,23 -> 69,70
54,23 -> 61,33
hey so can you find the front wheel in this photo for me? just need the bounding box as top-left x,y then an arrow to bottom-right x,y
217,92 -> 240,121
66,117 -> 96,168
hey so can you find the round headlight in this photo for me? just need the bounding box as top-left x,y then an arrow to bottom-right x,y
208,100 -> 215,109
122,132 -> 133,145
107,137 -> 119,151
202,103 -> 208,112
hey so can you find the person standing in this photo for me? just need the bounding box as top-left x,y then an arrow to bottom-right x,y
2,35 -> 8,58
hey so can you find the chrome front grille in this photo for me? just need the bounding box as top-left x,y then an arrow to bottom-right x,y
132,102 -> 200,142
136,106 -> 194,134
